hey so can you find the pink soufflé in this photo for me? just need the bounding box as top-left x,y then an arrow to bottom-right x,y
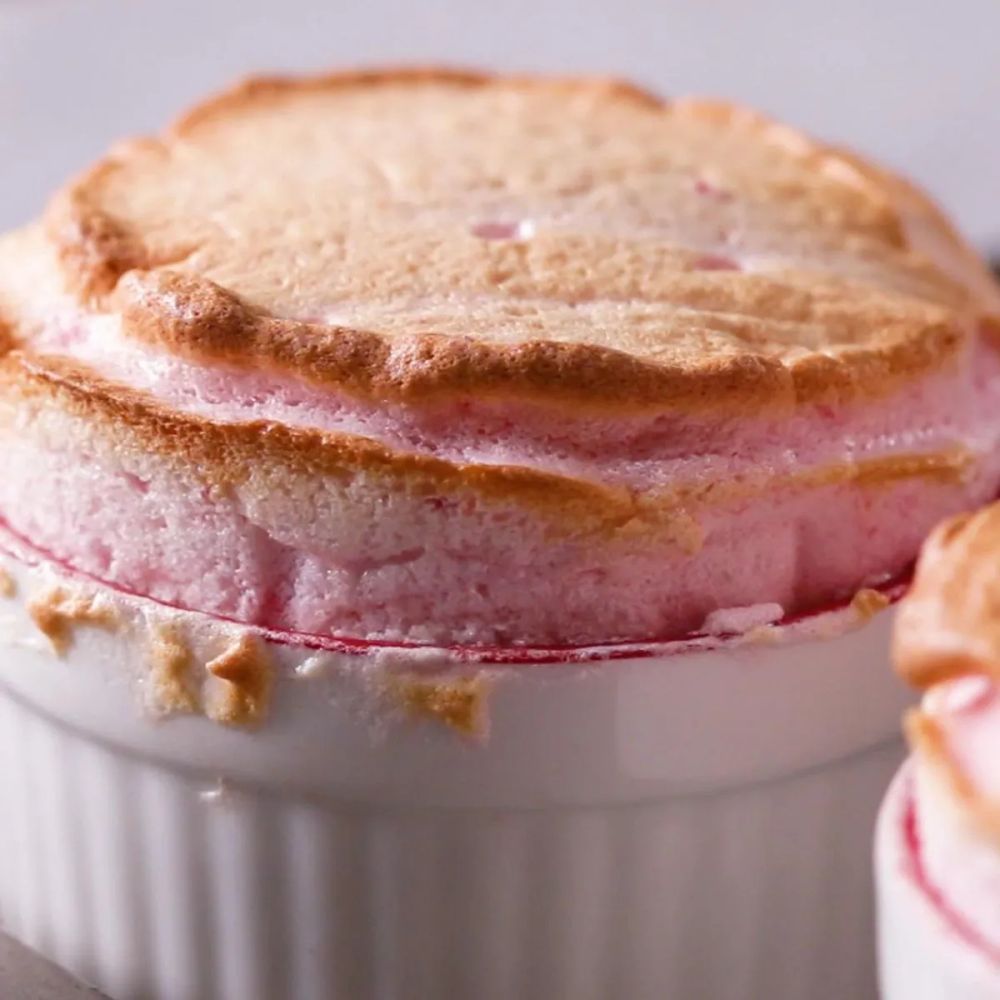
2,70 -> 999,647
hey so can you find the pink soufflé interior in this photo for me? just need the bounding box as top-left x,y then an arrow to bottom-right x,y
3,311 -> 999,648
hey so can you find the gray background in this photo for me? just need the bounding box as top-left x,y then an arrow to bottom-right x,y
0,0 -> 998,251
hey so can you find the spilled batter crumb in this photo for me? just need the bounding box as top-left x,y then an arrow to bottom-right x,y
851,587 -> 891,621
28,585 -> 119,655
204,633 -> 272,726
744,624 -> 781,645
389,673 -> 491,737
147,622 -> 198,714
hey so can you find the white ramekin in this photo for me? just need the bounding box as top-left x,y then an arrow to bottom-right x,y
0,550 -> 907,1000
877,762 -> 1000,1000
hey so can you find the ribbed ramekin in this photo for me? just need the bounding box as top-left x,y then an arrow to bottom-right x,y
0,552 -> 907,1000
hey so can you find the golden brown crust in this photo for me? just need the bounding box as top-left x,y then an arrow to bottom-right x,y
0,566 -> 15,600
895,505 -> 1000,688
48,178 -> 163,301
27,68 -> 996,416
107,267 -> 965,414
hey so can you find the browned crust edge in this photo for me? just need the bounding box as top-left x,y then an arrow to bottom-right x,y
0,350 -> 978,537
104,269 -> 966,415
893,508 -> 1000,689
907,707 -> 1000,837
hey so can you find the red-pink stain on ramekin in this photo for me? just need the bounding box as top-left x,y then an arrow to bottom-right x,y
902,781 -> 1000,966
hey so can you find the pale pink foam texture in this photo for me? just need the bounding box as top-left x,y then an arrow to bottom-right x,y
5,316 -> 1000,645
894,780 -> 1000,970
906,678 -> 1000,958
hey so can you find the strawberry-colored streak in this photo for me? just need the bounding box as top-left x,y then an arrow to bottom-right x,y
902,783 -> 1000,966
692,177 -> 734,201
692,253 -> 741,271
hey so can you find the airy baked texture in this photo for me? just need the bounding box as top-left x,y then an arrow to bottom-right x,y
1,68 -> 999,646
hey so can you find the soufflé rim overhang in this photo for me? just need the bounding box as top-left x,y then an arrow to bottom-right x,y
1,67 -> 999,647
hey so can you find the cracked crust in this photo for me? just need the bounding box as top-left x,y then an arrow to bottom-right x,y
895,504 -> 1000,688
34,68 -> 999,415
